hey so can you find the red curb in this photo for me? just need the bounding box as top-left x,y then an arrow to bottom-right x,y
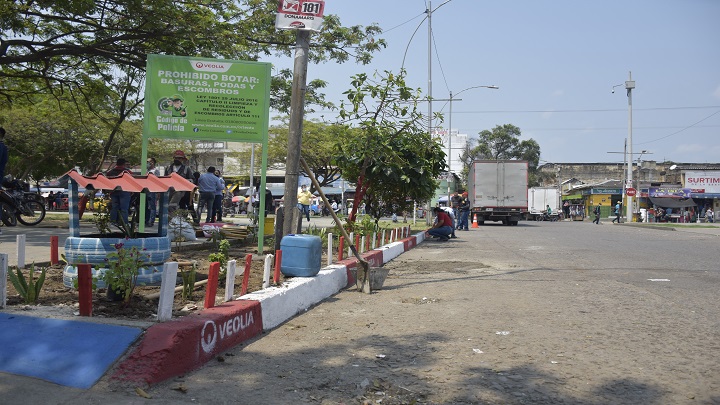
402,236 -> 417,251
112,300 -> 262,385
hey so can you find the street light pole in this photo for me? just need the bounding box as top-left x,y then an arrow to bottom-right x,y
625,72 -> 635,221
613,73 -> 636,221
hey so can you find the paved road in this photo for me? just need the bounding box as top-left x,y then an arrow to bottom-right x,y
1,220 -> 718,404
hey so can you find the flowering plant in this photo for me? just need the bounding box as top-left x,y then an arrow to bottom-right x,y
101,241 -> 149,304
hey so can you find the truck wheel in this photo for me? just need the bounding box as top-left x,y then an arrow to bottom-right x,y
510,220 -> 518,226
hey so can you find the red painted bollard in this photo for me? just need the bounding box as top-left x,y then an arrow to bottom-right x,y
77,264 -> 92,316
241,254 -> 252,296
273,250 -> 282,284
338,236 -> 344,261
355,234 -> 361,252
50,236 -> 59,265
204,262 -> 220,309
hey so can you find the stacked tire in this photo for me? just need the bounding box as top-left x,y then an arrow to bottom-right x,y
62,235 -> 171,288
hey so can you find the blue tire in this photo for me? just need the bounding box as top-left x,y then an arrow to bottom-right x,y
62,235 -> 171,288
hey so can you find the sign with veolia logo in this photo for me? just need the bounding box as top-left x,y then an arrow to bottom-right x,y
143,54 -> 271,143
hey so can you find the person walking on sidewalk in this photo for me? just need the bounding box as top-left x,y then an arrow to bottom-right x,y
297,184 -> 313,222
612,202 -> 621,224
593,203 -> 602,225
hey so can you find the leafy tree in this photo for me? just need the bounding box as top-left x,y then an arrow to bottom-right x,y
0,0 -> 386,167
250,119 -> 354,190
460,124 -> 542,187
335,70 -> 445,225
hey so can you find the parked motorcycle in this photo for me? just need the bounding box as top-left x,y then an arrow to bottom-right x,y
0,175 -> 46,226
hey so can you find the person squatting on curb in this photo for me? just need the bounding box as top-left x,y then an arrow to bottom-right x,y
426,206 -> 454,241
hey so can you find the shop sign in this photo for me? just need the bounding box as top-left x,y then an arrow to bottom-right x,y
649,187 -> 691,198
591,188 -> 622,194
684,171 -> 720,194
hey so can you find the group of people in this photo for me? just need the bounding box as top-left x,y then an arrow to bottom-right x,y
160,149 -> 226,225
101,149 -> 228,228
427,191 -> 471,241
45,191 -> 65,211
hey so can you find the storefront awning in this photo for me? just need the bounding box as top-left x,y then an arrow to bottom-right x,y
563,194 -> 582,200
649,197 -> 698,209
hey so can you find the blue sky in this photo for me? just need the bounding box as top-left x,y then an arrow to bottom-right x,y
271,0 -> 720,165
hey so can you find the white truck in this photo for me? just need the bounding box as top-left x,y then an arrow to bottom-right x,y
528,186 -> 561,220
467,160 -> 528,226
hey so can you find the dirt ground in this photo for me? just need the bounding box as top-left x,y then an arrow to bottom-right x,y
4,242 -> 337,321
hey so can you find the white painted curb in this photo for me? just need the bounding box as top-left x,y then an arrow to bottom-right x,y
241,232 -> 425,331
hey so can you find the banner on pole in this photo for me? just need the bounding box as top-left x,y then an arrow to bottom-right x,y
143,54 -> 271,143
275,0 -> 325,31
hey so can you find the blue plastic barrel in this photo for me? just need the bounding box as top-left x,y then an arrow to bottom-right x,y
280,234 -> 322,277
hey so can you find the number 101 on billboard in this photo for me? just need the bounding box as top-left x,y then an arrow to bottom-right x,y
276,0 -> 326,31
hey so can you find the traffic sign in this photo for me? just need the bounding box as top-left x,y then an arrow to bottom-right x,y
626,188 -> 637,197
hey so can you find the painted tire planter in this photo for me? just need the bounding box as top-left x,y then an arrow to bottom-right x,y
62,235 -> 171,288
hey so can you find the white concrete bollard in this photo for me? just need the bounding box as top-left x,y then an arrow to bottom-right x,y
361,236 -> 366,254
327,233 -> 333,266
371,232 -> 377,249
225,260 -> 237,302
382,230 -> 386,246
263,256 -> 273,289
16,234 -> 26,268
157,262 -> 179,322
348,232 -> 354,257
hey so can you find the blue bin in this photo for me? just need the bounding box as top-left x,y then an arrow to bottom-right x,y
280,234 -> 322,277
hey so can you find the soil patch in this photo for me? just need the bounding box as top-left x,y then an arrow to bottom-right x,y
4,242 -> 339,322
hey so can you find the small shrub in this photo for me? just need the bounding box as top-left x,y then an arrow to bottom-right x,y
208,239 -> 231,279
101,242 -> 149,305
8,263 -> 46,304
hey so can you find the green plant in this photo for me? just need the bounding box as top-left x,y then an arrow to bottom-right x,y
101,242 -> 149,305
180,262 -> 197,302
113,216 -> 138,239
305,224 -> 329,247
8,263 -> 46,304
208,239 -> 230,272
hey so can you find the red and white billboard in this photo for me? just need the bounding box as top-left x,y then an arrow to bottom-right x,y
275,0 -> 325,32
684,171 -> 720,194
